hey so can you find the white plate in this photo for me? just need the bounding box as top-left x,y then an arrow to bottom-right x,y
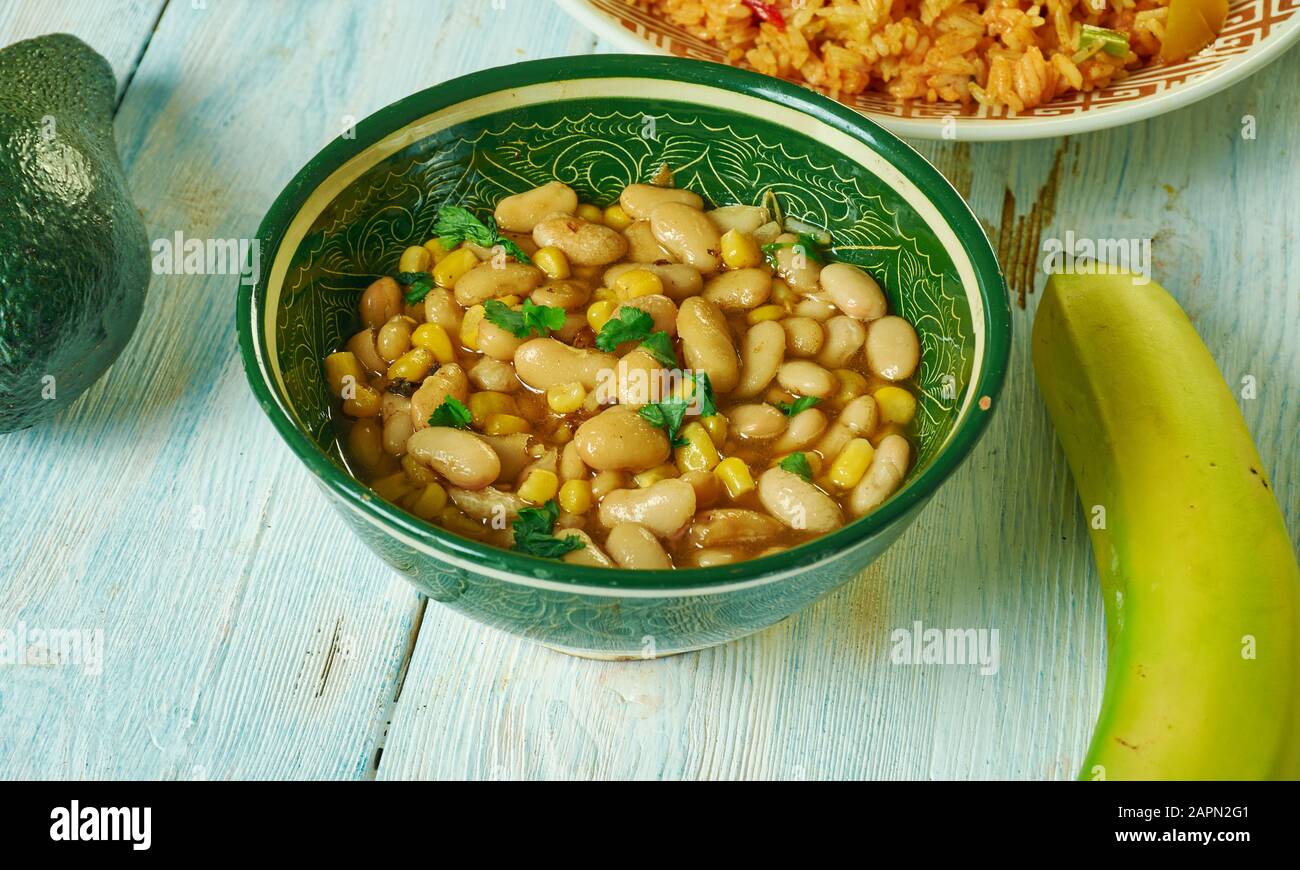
556,0 -> 1300,140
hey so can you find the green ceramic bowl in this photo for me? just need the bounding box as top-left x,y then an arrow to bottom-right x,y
237,55 -> 1009,659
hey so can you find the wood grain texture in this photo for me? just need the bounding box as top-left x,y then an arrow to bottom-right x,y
0,0 -> 165,101
2,0 -> 1296,781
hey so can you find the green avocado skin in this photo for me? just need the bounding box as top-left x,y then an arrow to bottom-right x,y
0,33 -> 149,432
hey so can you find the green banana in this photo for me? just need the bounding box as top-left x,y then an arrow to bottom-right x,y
1032,271 -> 1300,780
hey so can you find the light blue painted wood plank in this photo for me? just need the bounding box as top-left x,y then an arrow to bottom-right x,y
0,0 -> 166,101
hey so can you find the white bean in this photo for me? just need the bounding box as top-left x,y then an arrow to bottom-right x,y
606,523 -> 673,569
773,408 -> 828,454
849,434 -> 910,516
650,202 -> 721,274
816,315 -> 867,368
776,360 -> 836,399
703,268 -> 772,311
819,262 -> 887,321
574,406 -> 671,471
533,215 -> 628,266
678,297 -> 740,392
728,403 -> 788,440
598,478 -> 696,539
494,181 -> 578,232
620,183 -> 703,220
758,468 -> 843,533
407,427 -> 501,489
865,316 -> 920,381
733,320 -> 786,399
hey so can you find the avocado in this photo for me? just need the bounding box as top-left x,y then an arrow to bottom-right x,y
0,34 -> 149,432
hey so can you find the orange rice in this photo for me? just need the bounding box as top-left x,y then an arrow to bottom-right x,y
634,0 -> 1172,111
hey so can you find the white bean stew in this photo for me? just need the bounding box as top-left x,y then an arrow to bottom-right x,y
323,176 -> 921,569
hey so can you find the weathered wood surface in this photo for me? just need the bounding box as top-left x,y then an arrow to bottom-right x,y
1,0 -> 1295,780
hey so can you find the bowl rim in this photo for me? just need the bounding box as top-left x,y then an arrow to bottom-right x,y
553,0 -> 1300,142
236,54 -> 1011,594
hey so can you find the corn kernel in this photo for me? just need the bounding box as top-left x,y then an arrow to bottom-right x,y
342,385 -> 382,418
399,245 -> 432,274
386,347 -> 434,382
408,482 -> 448,520
460,304 -> 485,350
746,304 -> 786,325
546,381 -> 587,414
558,479 -> 593,514
324,351 -> 364,399
715,457 -> 756,498
551,423 -> 573,444
586,299 -> 616,333
634,463 -> 680,488
410,322 -> 455,363
873,386 -> 917,425
372,471 -> 415,503
534,246 -> 571,280
720,228 -> 762,269
576,203 -> 604,223
422,237 -> 453,263
497,294 -> 521,308
401,453 -> 436,486
603,203 -> 634,231
483,413 -> 529,435
433,247 -> 479,288
468,391 -> 517,427
614,268 -> 663,300
828,438 -> 875,489
701,413 -> 728,448
518,470 -> 559,505
675,422 -> 721,473
592,286 -> 618,303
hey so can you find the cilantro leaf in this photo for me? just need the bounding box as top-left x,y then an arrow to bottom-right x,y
397,271 -> 436,304
693,371 -> 717,417
595,306 -> 677,365
484,298 -> 566,338
431,205 -> 532,264
511,500 -> 585,559
639,401 -> 690,448
595,307 -> 656,352
427,396 -> 472,429
639,331 -> 678,367
775,396 -> 821,417
779,452 -> 814,481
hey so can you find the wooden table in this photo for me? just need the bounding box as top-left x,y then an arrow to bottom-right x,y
1,0 -> 1295,780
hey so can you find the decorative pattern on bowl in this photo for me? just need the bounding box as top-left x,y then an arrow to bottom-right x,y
238,56 -> 1010,656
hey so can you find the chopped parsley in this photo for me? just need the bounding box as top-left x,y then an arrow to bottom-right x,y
638,373 -> 716,447
432,205 -> 532,264
398,271 -> 435,304
639,400 -> 691,448
484,298 -> 566,338
775,396 -> 821,417
778,452 -> 814,481
594,306 -> 677,366
427,396 -> 472,429
511,500 -> 585,559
